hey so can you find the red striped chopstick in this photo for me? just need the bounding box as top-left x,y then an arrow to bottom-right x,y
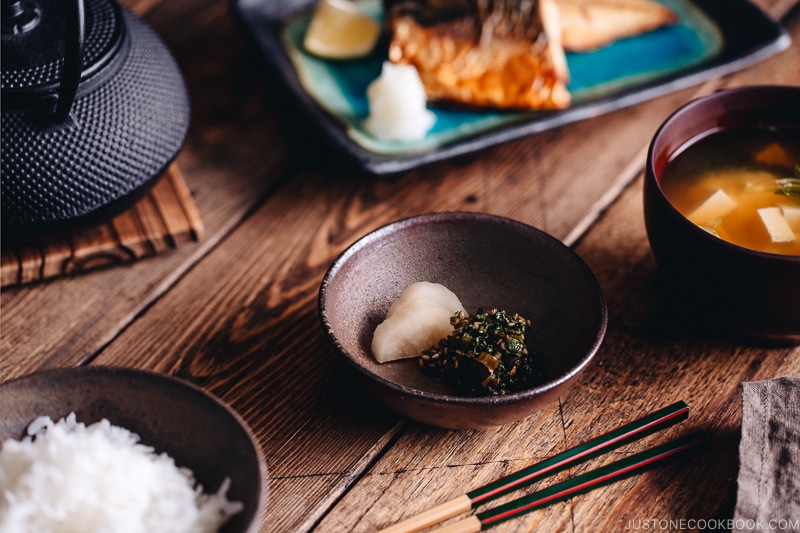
428,431 -> 707,533
377,401 -> 690,533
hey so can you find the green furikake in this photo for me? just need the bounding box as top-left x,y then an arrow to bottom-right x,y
419,308 -> 545,396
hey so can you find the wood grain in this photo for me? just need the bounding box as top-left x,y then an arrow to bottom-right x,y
0,0 -> 291,381
0,165 -> 203,288
82,87 -> 711,531
89,11 -> 799,533
1,1 -> 797,533
314,6 -> 800,533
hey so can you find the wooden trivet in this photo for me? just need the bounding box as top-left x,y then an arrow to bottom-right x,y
1,164 -> 203,287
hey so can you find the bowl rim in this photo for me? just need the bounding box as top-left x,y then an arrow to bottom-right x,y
319,211 -> 608,407
0,365 -> 269,533
645,84 -> 800,264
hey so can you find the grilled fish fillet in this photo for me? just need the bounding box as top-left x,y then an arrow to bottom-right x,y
555,0 -> 677,51
385,0 -> 571,110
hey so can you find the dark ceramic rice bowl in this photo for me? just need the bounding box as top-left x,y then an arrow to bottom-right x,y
0,366 -> 268,533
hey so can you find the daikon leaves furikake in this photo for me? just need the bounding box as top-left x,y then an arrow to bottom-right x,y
419,308 -> 545,396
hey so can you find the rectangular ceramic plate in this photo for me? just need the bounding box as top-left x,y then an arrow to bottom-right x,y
232,0 -> 789,174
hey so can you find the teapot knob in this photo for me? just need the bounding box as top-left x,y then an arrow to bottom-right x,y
1,0 -> 85,123
1,0 -> 41,35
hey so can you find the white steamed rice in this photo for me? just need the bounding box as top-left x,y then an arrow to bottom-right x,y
0,412 -> 243,533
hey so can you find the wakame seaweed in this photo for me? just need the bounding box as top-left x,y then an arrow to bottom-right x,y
419,308 -> 545,396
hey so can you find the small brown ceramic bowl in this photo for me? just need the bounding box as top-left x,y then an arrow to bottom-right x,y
644,85 -> 800,345
319,212 -> 607,429
0,366 -> 268,533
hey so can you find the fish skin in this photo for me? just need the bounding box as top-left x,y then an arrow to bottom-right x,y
555,0 -> 678,52
385,0 -> 571,110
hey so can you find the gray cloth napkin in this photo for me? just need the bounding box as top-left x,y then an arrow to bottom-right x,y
733,377 -> 800,532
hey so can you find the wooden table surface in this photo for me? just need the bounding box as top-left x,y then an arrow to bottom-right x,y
2,1 -> 799,531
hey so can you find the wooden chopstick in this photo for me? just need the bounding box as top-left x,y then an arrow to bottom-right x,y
428,431 -> 708,533
377,401 -> 690,533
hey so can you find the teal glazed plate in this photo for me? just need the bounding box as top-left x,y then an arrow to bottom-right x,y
232,0 -> 790,174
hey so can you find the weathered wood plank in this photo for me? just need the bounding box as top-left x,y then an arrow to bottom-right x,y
314,201 -> 799,531
0,166 -> 204,288
82,85 -> 706,533
314,6 -> 800,533
0,2 -> 291,381
1,3 -> 796,533
89,48 -> 798,533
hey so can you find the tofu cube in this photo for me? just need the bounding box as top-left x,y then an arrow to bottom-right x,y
758,207 -> 796,243
781,205 -> 800,230
688,189 -> 738,226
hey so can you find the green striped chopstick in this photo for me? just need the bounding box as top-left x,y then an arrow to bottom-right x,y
429,431 -> 707,533
377,401 -> 690,533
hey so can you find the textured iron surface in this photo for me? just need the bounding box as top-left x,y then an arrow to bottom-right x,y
1,7 -> 190,234
1,0 -> 122,93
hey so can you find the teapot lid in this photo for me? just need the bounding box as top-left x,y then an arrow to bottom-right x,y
1,0 -> 125,111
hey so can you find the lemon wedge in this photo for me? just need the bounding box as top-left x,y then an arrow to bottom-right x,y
303,0 -> 381,59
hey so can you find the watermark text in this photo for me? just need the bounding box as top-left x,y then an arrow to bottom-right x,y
624,518 -> 800,530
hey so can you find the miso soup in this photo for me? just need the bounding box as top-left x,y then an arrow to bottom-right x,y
660,126 -> 800,256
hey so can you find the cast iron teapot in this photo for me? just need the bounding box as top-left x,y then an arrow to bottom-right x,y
1,0 -> 190,240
